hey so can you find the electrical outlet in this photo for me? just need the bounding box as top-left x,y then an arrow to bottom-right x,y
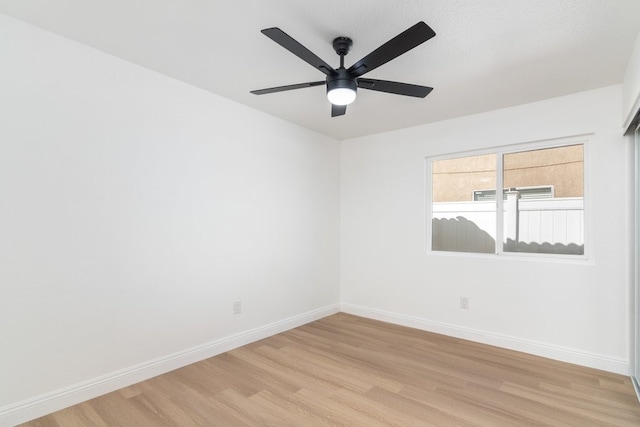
233,300 -> 242,315
460,297 -> 469,309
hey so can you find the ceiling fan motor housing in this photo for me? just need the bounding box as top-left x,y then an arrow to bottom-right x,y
326,67 -> 357,97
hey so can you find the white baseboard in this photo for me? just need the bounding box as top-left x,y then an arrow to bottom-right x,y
341,303 -> 629,375
0,304 -> 340,427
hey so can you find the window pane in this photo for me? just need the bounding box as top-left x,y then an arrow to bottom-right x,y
502,144 -> 584,255
432,154 -> 496,253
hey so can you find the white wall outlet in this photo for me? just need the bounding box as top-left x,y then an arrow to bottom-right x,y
460,297 -> 469,309
233,300 -> 242,315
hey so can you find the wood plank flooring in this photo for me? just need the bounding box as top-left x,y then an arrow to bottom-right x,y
20,313 -> 640,426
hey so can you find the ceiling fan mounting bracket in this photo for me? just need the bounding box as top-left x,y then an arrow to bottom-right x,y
332,37 -> 353,56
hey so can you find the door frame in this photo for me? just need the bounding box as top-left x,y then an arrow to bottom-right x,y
633,122 -> 640,400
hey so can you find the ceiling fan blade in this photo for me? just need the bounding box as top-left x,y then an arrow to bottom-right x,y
347,22 -> 436,78
331,104 -> 347,117
357,78 -> 433,98
251,81 -> 325,95
261,28 -> 337,77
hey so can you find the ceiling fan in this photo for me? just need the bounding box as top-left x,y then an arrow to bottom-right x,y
250,22 -> 436,117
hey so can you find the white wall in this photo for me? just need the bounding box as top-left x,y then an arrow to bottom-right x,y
0,14 -> 340,424
623,29 -> 640,130
341,85 -> 633,374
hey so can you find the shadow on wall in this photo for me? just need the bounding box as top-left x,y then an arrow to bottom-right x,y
432,217 -> 584,255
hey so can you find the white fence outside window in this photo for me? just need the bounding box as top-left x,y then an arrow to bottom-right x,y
432,197 -> 584,253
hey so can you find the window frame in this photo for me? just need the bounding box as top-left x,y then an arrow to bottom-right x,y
426,135 -> 590,261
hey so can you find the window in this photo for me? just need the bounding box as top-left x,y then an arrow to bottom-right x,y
429,140 -> 585,257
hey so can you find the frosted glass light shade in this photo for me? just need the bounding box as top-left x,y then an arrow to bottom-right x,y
327,87 -> 357,106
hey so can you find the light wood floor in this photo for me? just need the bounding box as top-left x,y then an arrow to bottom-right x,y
21,313 -> 640,426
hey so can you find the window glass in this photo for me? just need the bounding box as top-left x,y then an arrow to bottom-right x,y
502,145 -> 584,255
432,154 -> 496,253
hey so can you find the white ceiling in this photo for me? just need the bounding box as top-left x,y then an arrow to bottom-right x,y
2,0 -> 640,140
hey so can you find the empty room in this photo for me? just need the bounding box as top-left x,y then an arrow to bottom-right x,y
3,0 -> 640,425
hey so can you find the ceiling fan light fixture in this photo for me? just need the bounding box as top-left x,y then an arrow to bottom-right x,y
326,71 -> 357,106
327,87 -> 356,106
